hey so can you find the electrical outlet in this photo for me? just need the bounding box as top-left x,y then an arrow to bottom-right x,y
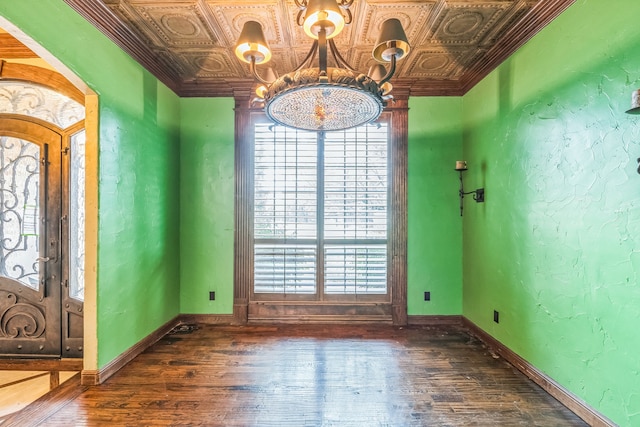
209,291 -> 216,301
424,291 -> 431,301
493,310 -> 499,323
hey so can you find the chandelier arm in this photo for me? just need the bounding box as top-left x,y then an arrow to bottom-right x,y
249,56 -> 273,85
342,8 -> 353,25
328,43 -> 342,70
293,0 -> 307,10
338,0 -> 354,8
377,55 -> 397,86
293,40 -> 318,72
308,45 -> 318,70
328,39 -> 357,73
296,8 -> 306,27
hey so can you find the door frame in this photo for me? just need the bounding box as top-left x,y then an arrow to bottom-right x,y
0,114 -> 85,357
0,43 -> 97,372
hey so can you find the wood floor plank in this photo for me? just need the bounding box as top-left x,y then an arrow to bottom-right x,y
10,325 -> 587,426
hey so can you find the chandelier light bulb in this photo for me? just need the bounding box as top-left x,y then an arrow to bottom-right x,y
303,0 -> 345,39
255,85 -> 268,99
373,18 -> 410,62
235,21 -> 271,64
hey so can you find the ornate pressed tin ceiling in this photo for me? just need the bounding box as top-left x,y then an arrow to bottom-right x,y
62,0 -> 574,97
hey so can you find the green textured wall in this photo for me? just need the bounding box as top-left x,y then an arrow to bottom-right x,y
179,98 -> 235,314
177,98 -> 464,316
408,98 -> 463,315
0,1 -> 182,368
97,74 -> 181,368
462,0 -> 640,425
5,1 -> 640,424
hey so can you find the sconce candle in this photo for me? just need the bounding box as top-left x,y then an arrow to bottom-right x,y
626,90 -> 640,174
455,160 -> 468,171
626,89 -> 640,115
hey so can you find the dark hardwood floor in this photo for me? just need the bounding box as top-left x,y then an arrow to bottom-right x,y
7,324 -> 587,426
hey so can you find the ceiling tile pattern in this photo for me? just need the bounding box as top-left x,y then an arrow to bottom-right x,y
69,0 -> 574,96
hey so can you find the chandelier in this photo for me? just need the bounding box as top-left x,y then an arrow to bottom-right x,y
234,0 -> 410,131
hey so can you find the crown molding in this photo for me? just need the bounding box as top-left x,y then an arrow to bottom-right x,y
62,0 -> 575,98
62,0 -> 181,94
458,0 -> 575,94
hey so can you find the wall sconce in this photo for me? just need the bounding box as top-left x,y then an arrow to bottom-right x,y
455,161 -> 484,216
624,89 -> 640,174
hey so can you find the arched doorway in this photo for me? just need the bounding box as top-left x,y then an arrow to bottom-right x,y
0,71 -> 86,358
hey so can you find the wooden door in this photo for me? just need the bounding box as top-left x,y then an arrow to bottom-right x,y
0,116 -> 67,358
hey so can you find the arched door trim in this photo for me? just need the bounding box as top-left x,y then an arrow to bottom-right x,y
0,61 -> 84,105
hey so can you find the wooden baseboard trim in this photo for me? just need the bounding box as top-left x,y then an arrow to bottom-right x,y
179,314 -> 235,325
81,315 -> 181,385
80,314 -> 237,385
462,318 -> 615,427
408,315 -> 463,326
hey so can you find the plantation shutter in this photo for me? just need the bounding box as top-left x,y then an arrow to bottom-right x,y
323,125 -> 388,294
253,122 -> 388,296
253,124 -> 318,294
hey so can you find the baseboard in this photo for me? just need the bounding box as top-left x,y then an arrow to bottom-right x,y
80,314 -> 236,385
408,315 -> 463,326
81,315 -> 181,385
79,313 -> 462,385
462,318 -> 616,427
179,313 -> 235,325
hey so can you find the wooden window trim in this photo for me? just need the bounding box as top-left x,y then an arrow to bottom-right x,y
233,93 -> 408,325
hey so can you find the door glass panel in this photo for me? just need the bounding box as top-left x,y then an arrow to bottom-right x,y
0,136 -> 41,290
69,130 -> 85,301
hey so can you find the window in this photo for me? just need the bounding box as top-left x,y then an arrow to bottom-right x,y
253,123 -> 388,297
234,105 -> 408,324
